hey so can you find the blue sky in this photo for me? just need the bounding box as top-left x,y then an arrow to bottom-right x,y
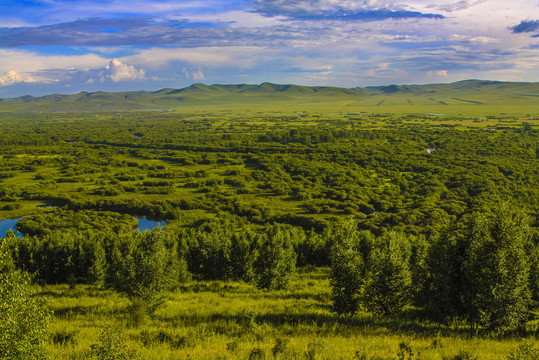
0,0 -> 538,97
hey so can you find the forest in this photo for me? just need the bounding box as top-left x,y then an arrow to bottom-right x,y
0,109 -> 538,359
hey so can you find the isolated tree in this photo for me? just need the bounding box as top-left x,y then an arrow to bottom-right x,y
364,231 -> 412,315
111,231 -> 180,313
0,237 -> 51,360
254,224 -> 296,290
464,203 -> 532,332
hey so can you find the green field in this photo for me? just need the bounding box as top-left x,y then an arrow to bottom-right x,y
1,80 -> 538,115
36,269 -> 538,360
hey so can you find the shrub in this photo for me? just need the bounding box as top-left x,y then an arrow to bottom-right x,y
90,326 -> 139,360
0,238 -> 51,360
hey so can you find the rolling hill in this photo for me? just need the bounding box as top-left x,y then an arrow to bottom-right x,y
0,80 -> 538,114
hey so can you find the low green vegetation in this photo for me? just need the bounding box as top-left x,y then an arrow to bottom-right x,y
0,100 -> 537,358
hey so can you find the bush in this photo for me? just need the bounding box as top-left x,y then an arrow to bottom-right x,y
0,238 -> 51,360
90,326 -> 139,360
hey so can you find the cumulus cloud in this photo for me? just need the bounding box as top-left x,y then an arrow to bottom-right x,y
510,20 -> 539,33
101,59 -> 146,82
0,70 -> 35,86
182,67 -> 205,81
0,56 -> 145,90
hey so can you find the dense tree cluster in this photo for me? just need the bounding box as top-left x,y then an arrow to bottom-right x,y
330,203 -> 538,333
3,202 -> 537,333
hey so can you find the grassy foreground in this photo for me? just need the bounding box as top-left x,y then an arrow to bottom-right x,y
43,268 -> 538,359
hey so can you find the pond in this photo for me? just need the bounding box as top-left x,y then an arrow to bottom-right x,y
0,217 -> 24,238
0,216 -> 166,238
134,216 -> 167,232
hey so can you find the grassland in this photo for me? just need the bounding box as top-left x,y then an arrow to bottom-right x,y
42,268 -> 538,360
0,80 -> 538,116
4,222 -> 538,360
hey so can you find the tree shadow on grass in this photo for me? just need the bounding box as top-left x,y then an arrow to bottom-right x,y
159,309 -> 539,339
53,305 -> 101,318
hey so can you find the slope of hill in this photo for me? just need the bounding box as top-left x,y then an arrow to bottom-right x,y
0,80 -> 538,113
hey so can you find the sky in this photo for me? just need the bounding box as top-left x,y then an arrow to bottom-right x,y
0,0 -> 538,97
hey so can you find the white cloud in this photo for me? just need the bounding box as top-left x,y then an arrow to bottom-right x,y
448,34 -> 499,44
0,50 -> 107,78
125,46 -> 273,69
183,67 -> 205,81
177,10 -> 288,28
0,70 -> 35,86
427,69 -> 449,76
426,0 -> 485,12
101,59 -> 146,82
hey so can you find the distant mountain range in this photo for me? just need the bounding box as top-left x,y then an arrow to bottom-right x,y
1,80 -> 538,112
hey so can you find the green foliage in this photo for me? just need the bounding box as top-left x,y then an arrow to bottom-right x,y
89,237 -> 107,287
229,230 -> 257,282
505,342 -> 539,360
397,341 -> 416,360
421,230 -> 466,323
364,231 -> 412,315
109,231 -> 180,313
0,238 -> 51,360
422,203 -> 535,332
529,244 -> 539,301
329,222 -> 369,316
464,203 -> 532,332
254,224 -> 297,290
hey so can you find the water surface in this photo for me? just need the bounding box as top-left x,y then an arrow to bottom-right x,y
0,215 -> 166,238
135,216 -> 166,232
0,217 -> 24,238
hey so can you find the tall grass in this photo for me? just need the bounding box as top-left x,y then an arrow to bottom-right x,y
41,269 -> 538,359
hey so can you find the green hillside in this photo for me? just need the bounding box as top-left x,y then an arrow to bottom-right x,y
0,79 -> 538,114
